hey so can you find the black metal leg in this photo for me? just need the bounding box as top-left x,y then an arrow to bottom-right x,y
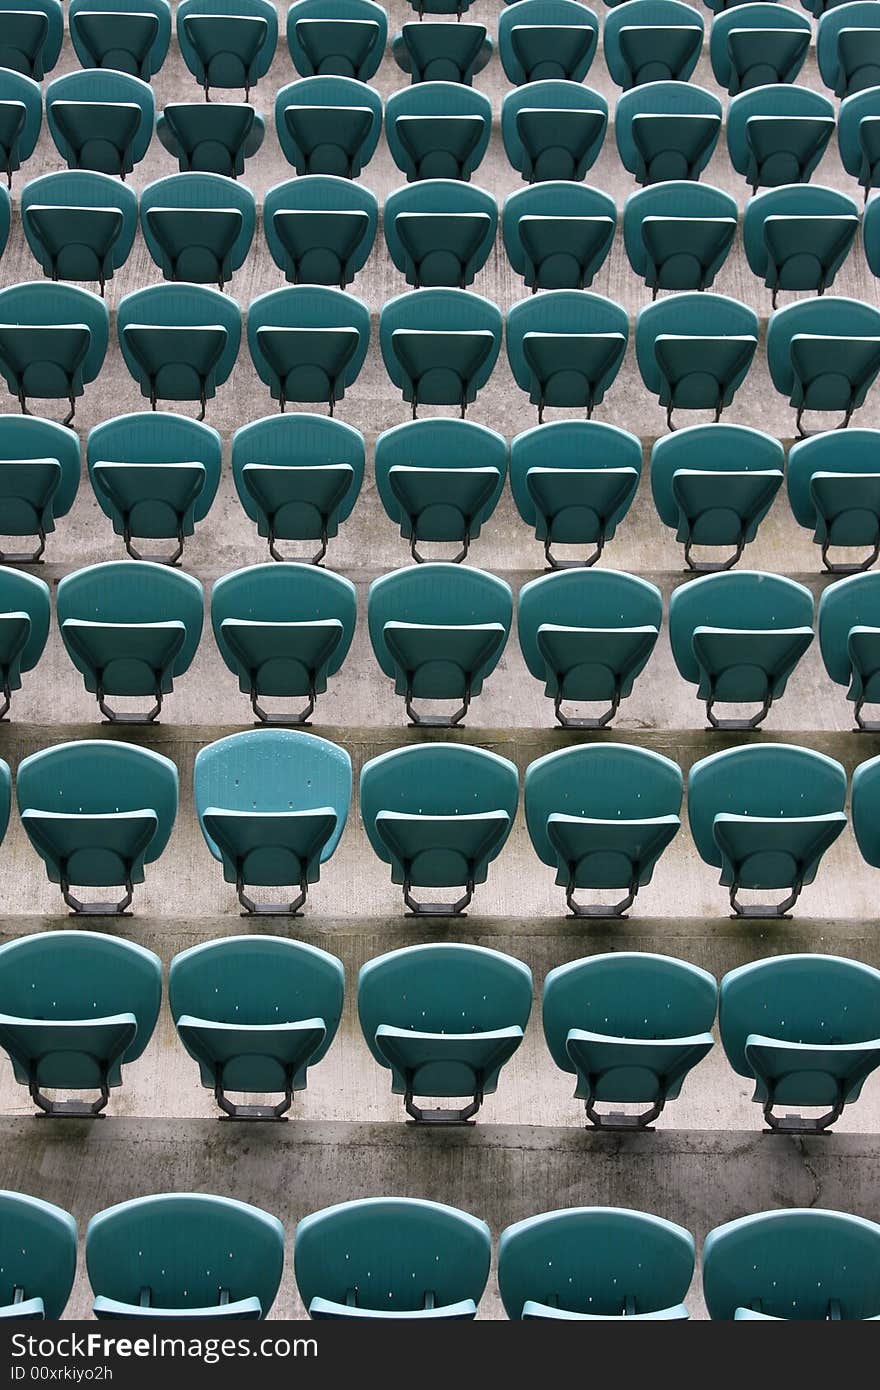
0,529 -> 47,565
554,688 -> 620,730
683,533 -> 746,572
762,1084 -> 844,1135
405,682 -> 471,727
250,683 -> 316,726
544,532 -> 604,570
214,1069 -> 292,1122
31,1079 -> 110,1119
123,520 -> 185,566
729,878 -> 803,919
61,876 -> 134,916
267,522 -> 328,565
98,679 -> 163,725
403,875 -> 474,916
821,536 -> 880,575
566,878 -> 638,919
236,870 -> 308,916
705,692 -> 772,731
585,1094 -> 665,1132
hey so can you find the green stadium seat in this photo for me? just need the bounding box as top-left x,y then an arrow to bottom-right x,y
287,0 -> 387,79
499,0 -> 598,84
788,428 -> 880,572
140,173 -> 255,288
157,101 -> 265,177
392,21 -> 491,84
623,181 -> 738,295
0,67 -> 41,187
616,80 -> 721,184
0,566 -> 50,719
0,414 -> 81,563
410,0 -> 476,14
818,571 -> 880,726
0,758 -> 7,847
263,175 -> 378,286
727,85 -> 836,191
0,1192 -> 76,1319
275,75 -> 382,176
379,287 -> 501,416
506,289 -> 628,421
861,192 -> 880,279
246,284 -> 370,414
636,292 -> 759,429
176,0 -> 277,99
386,80 -> 491,181
21,170 -> 138,295
501,80 -> 608,181
0,281 -> 109,426
838,85 -> 880,199
68,0 -> 170,79
117,282 -> 241,418
767,296 -> 880,435
46,68 -> 154,178
818,1 -> 880,96
0,0 -> 62,78
743,184 -> 859,307
710,3 -> 810,94
605,0 -> 703,89
0,182 -> 9,261
503,181 -> 616,291
384,179 -> 496,287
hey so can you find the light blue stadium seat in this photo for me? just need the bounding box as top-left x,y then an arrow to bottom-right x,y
838,86 -> 880,199
767,296 -> 880,435
0,930 -> 161,1117
499,1208 -> 695,1319
542,953 -> 715,1128
687,742 -> 847,917
501,80 -> 608,182
636,292 -> 759,429
743,184 -> 859,307
140,173 -> 255,289
0,1192 -> 76,1319
287,0 -> 387,80
211,562 -> 357,722
358,942 -> 532,1123
0,281 -> 109,426
193,729 -> 352,915
246,285 -> 370,415
360,742 -> 518,916
727,84 -> 836,191
787,428 -> 880,572
264,175 -> 378,286
616,80 -> 721,184
510,420 -> 641,568
710,3 -> 811,94
499,0 -> 598,84
605,0 -> 703,88
57,560 -> 204,723
169,935 -> 344,1119
379,287 -> 502,417
368,562 -> 512,726
21,170 -> 138,295
518,569 -> 662,725
157,101 -> 265,177
0,414 -> 81,564
176,0 -> 277,99
87,1194 -> 284,1320
0,67 -> 41,187
855,751 -> 880,875
375,417 -> 506,562
623,182 -> 738,295
384,179 -> 496,287
651,423 -> 784,570
818,571 -> 880,726
46,68 -> 154,179
275,75 -> 382,176
68,0 -> 171,80
0,566 -> 49,719
386,80 -> 491,181
295,1199 -> 491,1319
392,21 -> 492,84
506,290 -> 628,422
703,1209 -> 880,1319
116,282 -> 242,418
231,413 -> 365,563
817,1 -> 880,97
669,570 -> 814,728
0,0 -> 62,79
503,182 -> 616,291
16,738 -> 179,915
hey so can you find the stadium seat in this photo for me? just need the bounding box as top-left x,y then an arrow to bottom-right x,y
0,757 -> 8,841
817,1 -> 880,97
275,76 -> 382,177
788,428 -> 880,572
0,566 -> 49,720
518,569 -> 662,726
140,173 -> 255,288
0,67 -> 41,187
56,560 -> 204,723
0,414 -> 81,563
46,69 -> 154,179
669,570 -> 814,728
703,1209 -> 880,1319
526,744 -> 680,915
68,0 -> 171,80
357,942 -> 532,1123
506,290 -> 628,422
503,181 -> 616,291
409,0 -> 476,14
21,170 -> 138,295
367,562 -> 512,725
385,80 -> 491,181
16,739 -> 178,915
727,85 -> 836,191
861,192 -> 880,280
802,0 -> 850,16
87,1194 -> 284,1319
710,3 -> 811,94
687,743 -> 847,917
379,287 -> 502,417
623,182 -> 738,296
360,742 -> 518,915
0,0 -> 62,78
231,412 -> 365,563
374,417 -> 506,562
0,930 -> 161,1117
246,284 -> 370,414
0,181 -> 9,259
193,729 -> 351,915
720,953 -> 880,1133
604,0 -> 703,89
818,571 -> 880,726
542,953 -> 715,1128
263,175 -> 378,286
0,281 -> 109,426
615,81 -> 722,184
169,935 -> 344,1118
116,283 -> 242,419
636,292 -> 759,429
391,21 -> 492,84
88,411 -> 222,565
509,419 -> 641,568
501,80 -> 608,182
210,562 -> 357,722
0,1192 -> 76,1319
499,1208 -> 695,1318
176,0 -> 277,99
287,0 -> 387,80
499,0 -> 598,84
743,184 -> 859,307
157,102 -> 265,176
838,86 -> 880,199
384,179 -> 496,288
767,296 -> 880,435
294,1199 -> 491,1319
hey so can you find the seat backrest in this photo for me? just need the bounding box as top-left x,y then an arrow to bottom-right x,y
379,286 -> 502,391
87,410 -> 222,526
46,68 -> 155,165
503,180 -> 616,273
838,85 -> 880,180
0,565 -> 51,673
817,0 -> 880,91
743,183 -> 859,278
651,423 -> 784,528
498,1207 -> 695,1318
506,289 -> 629,393
57,560 -> 204,678
87,1193 -> 284,1314
636,292 -> 759,396
0,759 -> 10,846
820,572 -> 880,685
0,1191 -> 77,1319
139,172 -> 256,277
368,562 -> 513,678
727,83 -> 836,174
767,296 -> 880,395
287,0 -> 388,76
499,0 -> 599,84
211,562 -> 357,677
517,568 -> 663,679
852,753 -> 880,866
0,281 -> 109,383
176,0 -> 278,85
787,428 -> 880,531
0,67 -> 43,163
274,75 -> 383,169
375,417 -> 507,530
710,2 -> 811,89
669,570 -> 814,683
263,173 -> 378,279
231,411 -> 365,525
21,170 -> 139,272
509,419 -> 641,528
116,282 -> 242,385
246,283 -> 370,394
623,181 -> 738,276
385,79 -> 492,177
0,414 -> 81,520
606,0 -> 704,86
384,177 -> 497,279
616,79 -> 721,170
501,79 -> 608,176
294,1197 -> 491,1313
68,0 -> 171,77
3,0 -> 64,73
